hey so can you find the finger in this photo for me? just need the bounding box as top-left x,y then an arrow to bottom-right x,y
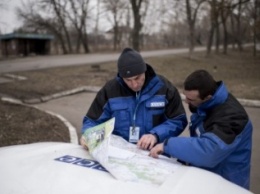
84,145 -> 89,151
137,138 -> 143,148
149,150 -> 158,158
139,142 -> 148,150
137,135 -> 146,146
137,137 -> 148,149
80,137 -> 89,150
148,140 -> 155,150
80,137 -> 85,146
144,143 -> 150,150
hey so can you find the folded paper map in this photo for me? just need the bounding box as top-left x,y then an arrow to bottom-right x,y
82,118 -> 181,186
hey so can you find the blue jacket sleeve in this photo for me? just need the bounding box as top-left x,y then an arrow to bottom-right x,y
81,86 -> 111,134
163,133 -> 240,168
150,114 -> 187,143
81,116 -> 98,134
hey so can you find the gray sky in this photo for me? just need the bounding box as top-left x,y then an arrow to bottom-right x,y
0,0 -> 25,34
0,0 -> 162,35
0,0 -> 110,34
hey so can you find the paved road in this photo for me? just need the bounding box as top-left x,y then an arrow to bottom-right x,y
0,44 -> 253,73
1,47 -> 259,193
0,47 -> 206,73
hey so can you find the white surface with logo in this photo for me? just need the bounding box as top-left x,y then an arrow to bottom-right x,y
0,142 -> 252,194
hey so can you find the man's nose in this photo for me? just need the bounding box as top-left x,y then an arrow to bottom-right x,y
132,81 -> 138,88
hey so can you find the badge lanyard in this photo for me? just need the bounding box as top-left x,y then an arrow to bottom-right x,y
133,91 -> 140,129
129,91 -> 141,143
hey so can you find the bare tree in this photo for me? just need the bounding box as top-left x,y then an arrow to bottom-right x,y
214,4 -> 220,54
230,0 -> 251,52
66,0 -> 91,53
129,0 -> 147,51
158,1 -> 188,48
221,0 -> 251,55
103,0 -> 128,50
206,0 -> 217,56
16,0 -> 95,54
219,0 -> 231,54
94,0 -> 101,51
253,0 -> 260,56
14,0 -> 255,53
47,0 -> 73,53
235,0 -> 244,51
206,0 -> 227,55
218,0 -> 236,54
185,0 -> 206,57
243,0 -> 260,56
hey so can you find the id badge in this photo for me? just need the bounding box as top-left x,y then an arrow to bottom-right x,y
129,126 -> 140,143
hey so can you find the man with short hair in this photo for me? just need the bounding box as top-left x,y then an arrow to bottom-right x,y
149,69 -> 253,190
81,47 -> 187,150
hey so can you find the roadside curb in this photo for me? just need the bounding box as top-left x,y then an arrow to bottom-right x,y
1,97 -> 78,145
22,86 -> 260,108
23,86 -> 100,104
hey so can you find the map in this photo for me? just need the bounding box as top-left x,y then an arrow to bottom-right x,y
82,118 -> 181,186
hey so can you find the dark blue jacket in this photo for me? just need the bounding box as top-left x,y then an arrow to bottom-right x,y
82,64 -> 187,143
164,82 -> 253,189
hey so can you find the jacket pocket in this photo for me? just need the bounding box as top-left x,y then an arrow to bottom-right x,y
110,102 -> 131,137
110,103 -> 129,121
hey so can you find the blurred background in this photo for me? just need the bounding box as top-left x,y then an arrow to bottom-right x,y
0,0 -> 259,57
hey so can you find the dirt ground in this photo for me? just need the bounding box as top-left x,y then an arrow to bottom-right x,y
0,48 -> 259,147
0,100 -> 70,147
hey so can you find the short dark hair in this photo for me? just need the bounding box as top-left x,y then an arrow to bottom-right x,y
184,70 -> 218,99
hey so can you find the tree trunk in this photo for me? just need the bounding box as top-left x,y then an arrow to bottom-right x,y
253,0 -> 258,57
215,15 -> 220,54
68,0 -> 90,54
186,0 -> 194,58
236,0 -> 244,51
230,12 -> 236,50
220,0 -> 229,55
130,0 -> 143,51
51,0 -> 73,53
206,0 -> 217,56
206,24 -> 215,56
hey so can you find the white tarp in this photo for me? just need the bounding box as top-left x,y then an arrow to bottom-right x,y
0,141 -> 252,194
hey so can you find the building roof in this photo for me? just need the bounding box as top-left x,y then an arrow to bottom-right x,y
0,33 -> 54,40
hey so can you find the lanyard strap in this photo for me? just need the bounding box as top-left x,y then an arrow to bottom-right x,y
132,91 -> 140,128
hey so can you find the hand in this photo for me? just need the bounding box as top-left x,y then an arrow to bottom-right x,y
149,143 -> 164,158
80,136 -> 89,151
137,134 -> 157,150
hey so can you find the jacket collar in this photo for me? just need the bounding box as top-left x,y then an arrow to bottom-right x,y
197,81 -> 228,115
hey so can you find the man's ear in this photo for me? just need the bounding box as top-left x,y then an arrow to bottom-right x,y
204,95 -> 212,101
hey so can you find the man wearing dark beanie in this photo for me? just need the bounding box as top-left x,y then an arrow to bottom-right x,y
81,47 -> 187,150
117,48 -> 147,78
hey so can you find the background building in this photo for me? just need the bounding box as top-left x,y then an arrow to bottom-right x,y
0,33 -> 54,57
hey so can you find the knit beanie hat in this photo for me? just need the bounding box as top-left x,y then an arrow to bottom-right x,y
117,48 -> 147,78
